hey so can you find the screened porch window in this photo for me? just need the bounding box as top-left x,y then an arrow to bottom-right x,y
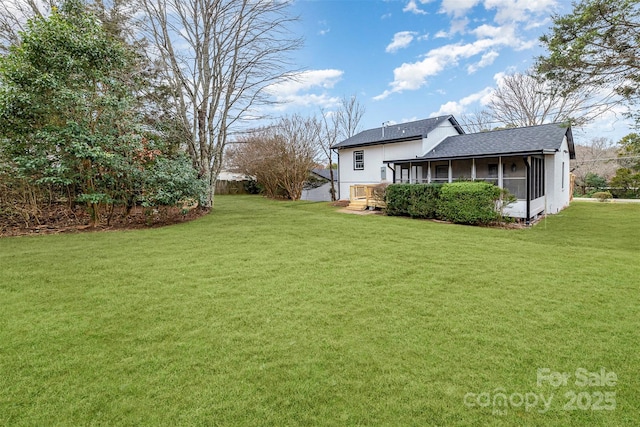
529,157 -> 545,199
502,158 -> 527,200
433,164 -> 448,183
475,158 -> 498,186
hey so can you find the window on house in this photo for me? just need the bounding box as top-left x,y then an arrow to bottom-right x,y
562,161 -> 565,189
380,167 -> 386,181
354,150 -> 364,170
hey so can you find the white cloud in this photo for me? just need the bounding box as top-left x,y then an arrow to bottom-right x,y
267,69 -> 343,108
450,18 -> 470,35
577,106 -> 632,144
469,24 -> 531,49
467,50 -> 499,73
318,20 -> 330,36
386,31 -> 418,53
401,116 -> 421,123
525,17 -> 551,30
493,67 -> 516,85
434,30 -> 449,39
403,0 -> 431,15
440,0 -> 481,17
375,37 -> 517,99
376,0 -> 556,99
434,18 -> 470,38
484,0 -> 558,24
430,87 -> 494,117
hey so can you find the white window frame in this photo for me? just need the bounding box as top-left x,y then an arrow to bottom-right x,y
353,150 -> 364,170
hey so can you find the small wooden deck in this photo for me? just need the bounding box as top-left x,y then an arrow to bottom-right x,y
346,185 -> 386,211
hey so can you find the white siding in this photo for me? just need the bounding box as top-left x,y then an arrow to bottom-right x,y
337,119 -> 462,199
421,122 -> 461,155
504,200 -> 527,218
337,139 -> 422,199
531,196 -> 546,216
545,138 -> 571,214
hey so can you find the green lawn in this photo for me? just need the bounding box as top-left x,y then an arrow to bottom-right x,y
1,196 -> 638,426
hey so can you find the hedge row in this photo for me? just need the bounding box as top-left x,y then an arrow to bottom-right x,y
385,184 -> 442,218
384,182 -> 509,225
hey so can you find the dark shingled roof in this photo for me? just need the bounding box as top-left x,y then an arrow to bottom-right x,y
310,168 -> 338,181
331,115 -> 462,149
417,122 -> 575,161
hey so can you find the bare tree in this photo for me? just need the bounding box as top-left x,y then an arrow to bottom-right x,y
139,0 -> 301,208
317,111 -> 339,201
230,114 -> 320,200
278,115 -> 322,200
228,129 -> 282,198
337,94 -> 366,139
488,71 -> 611,128
459,110 -> 493,133
572,137 -> 619,193
0,0 -> 53,52
316,95 -> 365,201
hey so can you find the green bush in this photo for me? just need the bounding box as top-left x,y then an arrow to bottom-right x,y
140,155 -> 207,207
584,173 -> 608,191
407,184 -> 442,219
384,184 -> 412,216
243,179 -> 263,194
385,181 -> 509,225
437,181 -> 502,225
593,191 -> 613,202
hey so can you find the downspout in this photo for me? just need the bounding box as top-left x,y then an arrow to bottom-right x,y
387,163 -> 396,183
524,156 -> 531,225
333,148 -> 340,200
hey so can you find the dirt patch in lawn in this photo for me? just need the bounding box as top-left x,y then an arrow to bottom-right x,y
0,204 -> 210,238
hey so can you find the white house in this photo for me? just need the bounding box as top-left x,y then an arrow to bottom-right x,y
332,116 -> 575,222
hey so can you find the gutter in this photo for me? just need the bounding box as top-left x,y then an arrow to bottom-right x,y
383,150 -> 548,164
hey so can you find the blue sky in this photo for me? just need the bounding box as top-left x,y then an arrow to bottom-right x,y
265,0 -> 632,144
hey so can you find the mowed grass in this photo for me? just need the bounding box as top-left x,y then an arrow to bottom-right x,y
1,196 -> 639,426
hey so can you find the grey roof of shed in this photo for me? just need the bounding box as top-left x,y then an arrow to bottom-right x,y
331,115 -> 463,149
416,122 -> 575,161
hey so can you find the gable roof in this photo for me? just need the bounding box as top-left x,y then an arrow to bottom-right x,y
418,122 -> 575,161
331,115 -> 464,149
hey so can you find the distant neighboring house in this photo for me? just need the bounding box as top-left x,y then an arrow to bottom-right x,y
301,168 -> 338,202
332,115 -> 575,221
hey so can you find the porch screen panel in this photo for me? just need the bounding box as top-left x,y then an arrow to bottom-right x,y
502,157 -> 527,199
474,158 -> 499,186
452,159 -> 472,181
399,167 -> 409,183
529,157 -> 545,199
433,162 -> 448,183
